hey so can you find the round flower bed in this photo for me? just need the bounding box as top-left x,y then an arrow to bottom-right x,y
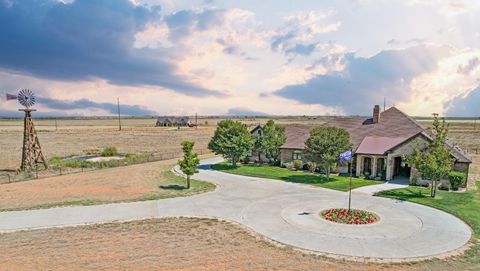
320,208 -> 379,225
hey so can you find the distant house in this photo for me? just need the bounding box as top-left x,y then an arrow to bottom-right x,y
279,105 -> 472,187
156,116 -> 192,127
250,124 -> 269,162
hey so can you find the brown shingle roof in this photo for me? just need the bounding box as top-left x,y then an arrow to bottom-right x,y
282,125 -> 315,149
356,136 -> 409,155
325,107 -> 427,150
280,106 -> 471,163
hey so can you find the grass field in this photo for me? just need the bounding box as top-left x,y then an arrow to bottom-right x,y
0,157 -> 215,211
212,162 -> 382,191
0,216 -> 478,271
0,117 -> 478,270
376,184 -> 480,270
0,118 -> 215,170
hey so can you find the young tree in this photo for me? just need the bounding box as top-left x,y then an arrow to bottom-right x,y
304,127 -> 351,180
208,119 -> 254,167
178,141 -> 200,189
261,120 -> 286,164
406,114 -> 453,198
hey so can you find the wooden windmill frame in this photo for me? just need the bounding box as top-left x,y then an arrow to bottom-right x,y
16,89 -> 48,171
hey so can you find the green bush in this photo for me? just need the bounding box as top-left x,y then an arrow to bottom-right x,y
448,171 -> 466,191
307,162 -> 317,173
438,183 -> 450,191
49,156 -> 62,166
293,159 -> 303,170
101,146 -> 118,157
410,176 -> 418,186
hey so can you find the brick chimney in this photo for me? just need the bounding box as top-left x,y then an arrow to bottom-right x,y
373,105 -> 380,123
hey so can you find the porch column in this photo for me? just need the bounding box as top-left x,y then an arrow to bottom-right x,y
385,154 -> 393,180
356,155 -> 362,177
372,157 -> 377,178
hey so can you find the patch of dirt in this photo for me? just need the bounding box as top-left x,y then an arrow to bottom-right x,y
0,157 -> 212,210
0,217 -> 477,271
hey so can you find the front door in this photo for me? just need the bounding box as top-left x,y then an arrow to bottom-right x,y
393,157 -> 411,178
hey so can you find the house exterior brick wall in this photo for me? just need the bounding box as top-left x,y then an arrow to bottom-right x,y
280,148 -> 307,164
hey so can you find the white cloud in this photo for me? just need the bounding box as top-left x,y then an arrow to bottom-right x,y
399,47 -> 480,115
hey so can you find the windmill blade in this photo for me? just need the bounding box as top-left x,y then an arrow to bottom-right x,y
17,89 -> 36,108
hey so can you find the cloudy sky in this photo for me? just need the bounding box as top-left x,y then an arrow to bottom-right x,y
0,0 -> 479,117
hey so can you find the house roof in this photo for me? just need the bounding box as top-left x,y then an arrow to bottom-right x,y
156,116 -> 190,123
282,125 -> 315,149
281,106 -> 471,163
356,136 -> 409,155
325,107 -> 428,151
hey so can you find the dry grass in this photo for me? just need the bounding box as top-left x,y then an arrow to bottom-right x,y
0,118 -> 214,169
0,157 -> 214,211
0,217 -> 476,271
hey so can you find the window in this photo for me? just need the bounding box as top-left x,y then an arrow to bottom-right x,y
292,151 -> 302,160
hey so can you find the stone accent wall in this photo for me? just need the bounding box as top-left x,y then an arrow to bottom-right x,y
280,149 -> 295,164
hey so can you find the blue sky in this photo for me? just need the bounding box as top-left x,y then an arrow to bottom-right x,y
0,0 -> 479,116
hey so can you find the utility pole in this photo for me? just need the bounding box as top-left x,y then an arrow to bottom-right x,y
383,97 -> 386,111
195,112 -> 198,129
55,119 -> 58,132
117,97 -> 122,131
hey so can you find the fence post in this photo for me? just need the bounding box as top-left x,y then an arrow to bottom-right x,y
7,174 -> 11,183
35,164 -> 39,179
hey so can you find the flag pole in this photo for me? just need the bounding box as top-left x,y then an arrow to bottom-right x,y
348,161 -> 352,211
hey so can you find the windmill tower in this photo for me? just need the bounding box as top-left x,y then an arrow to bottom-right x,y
15,89 -> 48,171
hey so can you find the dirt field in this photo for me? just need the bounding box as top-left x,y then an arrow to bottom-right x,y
0,217 -> 477,271
0,157 -> 214,211
0,118 -> 215,169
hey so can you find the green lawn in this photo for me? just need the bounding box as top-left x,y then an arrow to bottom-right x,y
376,185 -> 480,269
212,162 -> 382,191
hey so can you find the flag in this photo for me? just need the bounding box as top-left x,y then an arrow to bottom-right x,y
339,150 -> 353,164
6,93 -> 17,101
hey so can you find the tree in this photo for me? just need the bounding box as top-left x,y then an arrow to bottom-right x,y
405,114 -> 453,198
304,127 -> 351,180
261,120 -> 286,163
178,141 -> 200,189
208,119 -> 254,167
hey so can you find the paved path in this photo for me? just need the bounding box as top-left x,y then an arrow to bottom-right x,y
0,158 -> 471,260
353,176 -> 410,195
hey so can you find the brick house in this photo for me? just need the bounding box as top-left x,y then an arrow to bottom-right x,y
279,105 -> 472,187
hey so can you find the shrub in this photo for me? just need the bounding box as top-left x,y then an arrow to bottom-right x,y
302,163 -> 309,171
293,160 -> 303,170
49,156 -> 62,166
420,182 -> 430,188
448,171 -> 466,191
438,183 -> 449,191
410,176 -> 418,186
307,162 -> 317,173
272,160 -> 281,167
281,162 -> 288,168
286,162 -> 294,171
101,146 -> 118,157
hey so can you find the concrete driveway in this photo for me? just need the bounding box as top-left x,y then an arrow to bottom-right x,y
353,176 -> 410,195
0,157 -> 472,260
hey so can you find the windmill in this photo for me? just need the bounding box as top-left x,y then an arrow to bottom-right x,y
7,90 -> 48,171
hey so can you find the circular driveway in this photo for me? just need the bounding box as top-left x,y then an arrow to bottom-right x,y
0,157 -> 472,260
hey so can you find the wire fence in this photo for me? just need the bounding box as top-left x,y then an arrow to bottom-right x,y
0,149 -> 211,185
